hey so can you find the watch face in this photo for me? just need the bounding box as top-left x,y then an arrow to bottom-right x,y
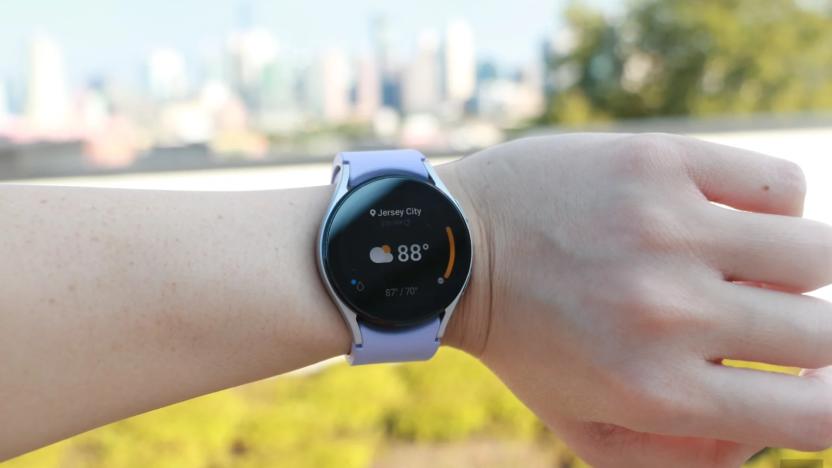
322,175 -> 472,327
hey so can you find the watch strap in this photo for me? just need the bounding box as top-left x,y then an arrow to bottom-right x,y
336,149 -> 429,187
349,318 -> 441,365
333,149 -> 442,365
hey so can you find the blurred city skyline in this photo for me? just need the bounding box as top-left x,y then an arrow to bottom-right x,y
0,0 -> 618,86
6,0 -> 823,180
1,0 -> 616,174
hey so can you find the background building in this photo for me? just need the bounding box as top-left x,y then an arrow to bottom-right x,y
25,33 -> 71,133
442,20 -> 476,116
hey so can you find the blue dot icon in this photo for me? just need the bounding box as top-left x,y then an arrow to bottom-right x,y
350,279 -> 357,285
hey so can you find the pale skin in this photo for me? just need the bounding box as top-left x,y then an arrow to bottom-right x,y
1,133 -> 831,467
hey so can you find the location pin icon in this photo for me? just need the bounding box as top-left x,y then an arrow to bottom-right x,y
370,209 -> 376,217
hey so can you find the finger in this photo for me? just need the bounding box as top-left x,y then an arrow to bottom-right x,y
706,280 -> 832,369
686,364 -> 832,451
702,206 -> 832,291
676,136 -> 807,216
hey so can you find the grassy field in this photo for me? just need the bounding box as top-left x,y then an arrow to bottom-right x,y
2,348 -> 828,468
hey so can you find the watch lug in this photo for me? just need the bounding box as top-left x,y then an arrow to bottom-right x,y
317,162 -> 364,345
423,159 -> 473,341
437,293 -> 463,339
422,159 -> 452,195
423,159 -> 471,225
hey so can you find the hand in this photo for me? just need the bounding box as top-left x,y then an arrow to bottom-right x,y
441,133 -> 832,466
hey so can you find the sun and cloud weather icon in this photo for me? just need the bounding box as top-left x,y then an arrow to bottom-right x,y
369,244 -> 394,264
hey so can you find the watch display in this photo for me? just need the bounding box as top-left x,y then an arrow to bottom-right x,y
321,175 -> 472,327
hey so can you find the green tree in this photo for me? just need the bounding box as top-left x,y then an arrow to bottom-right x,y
548,0 -> 832,123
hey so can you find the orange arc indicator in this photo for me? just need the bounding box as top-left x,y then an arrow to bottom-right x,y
443,226 -> 455,279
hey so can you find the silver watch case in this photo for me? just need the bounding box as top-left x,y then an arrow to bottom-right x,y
315,158 -> 473,346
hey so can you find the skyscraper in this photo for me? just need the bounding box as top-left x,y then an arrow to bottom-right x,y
25,33 -> 70,132
371,15 -> 394,76
0,79 -> 9,123
354,55 -> 380,121
147,48 -> 189,101
402,30 -> 441,115
443,20 -> 476,110
260,59 -> 298,112
306,49 -> 351,123
371,15 -> 401,112
227,27 -> 279,108
258,58 -> 303,133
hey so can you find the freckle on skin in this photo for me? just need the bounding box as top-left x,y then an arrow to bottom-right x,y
763,185 -> 770,191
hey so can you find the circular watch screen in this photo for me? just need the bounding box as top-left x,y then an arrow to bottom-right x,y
322,175 -> 472,327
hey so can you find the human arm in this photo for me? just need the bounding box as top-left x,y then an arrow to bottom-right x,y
3,133 -> 832,467
0,183 -> 355,460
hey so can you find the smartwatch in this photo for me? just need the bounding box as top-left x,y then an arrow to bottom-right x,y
316,149 -> 473,365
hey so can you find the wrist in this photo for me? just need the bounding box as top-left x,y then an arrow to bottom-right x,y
435,159 -> 493,358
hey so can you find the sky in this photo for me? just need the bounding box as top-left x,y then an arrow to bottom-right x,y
0,0 -> 620,88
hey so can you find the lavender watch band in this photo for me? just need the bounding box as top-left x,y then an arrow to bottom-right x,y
334,149 -> 441,365
349,318 -> 441,365
337,149 -> 429,187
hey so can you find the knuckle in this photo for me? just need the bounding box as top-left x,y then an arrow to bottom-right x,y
613,270 -> 707,339
615,199 -> 683,252
611,367 -> 694,431
632,304 -> 679,337
614,133 -> 684,178
618,272 -> 660,310
616,273 -> 672,330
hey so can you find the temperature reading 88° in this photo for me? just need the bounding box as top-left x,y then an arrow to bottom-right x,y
397,243 -> 430,262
